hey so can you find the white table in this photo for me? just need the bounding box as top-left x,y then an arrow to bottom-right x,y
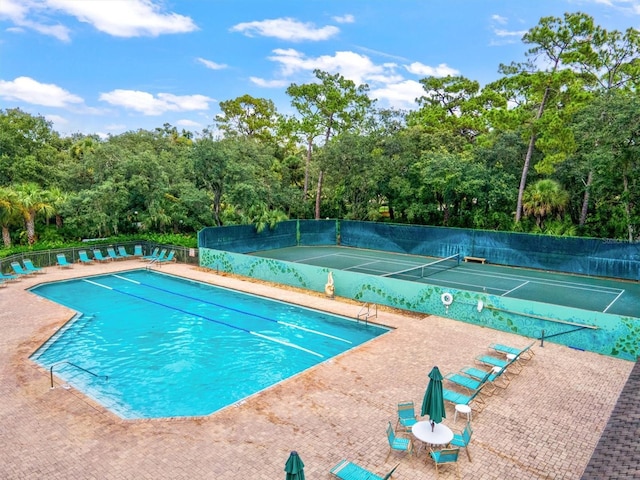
411,420 -> 454,446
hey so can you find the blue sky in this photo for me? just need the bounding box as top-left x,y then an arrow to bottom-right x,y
1,0 -> 638,138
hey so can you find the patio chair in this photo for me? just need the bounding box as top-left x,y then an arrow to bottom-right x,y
444,369 -> 491,392
476,351 -> 522,376
117,246 -> 132,258
490,341 -> 535,361
133,245 -> 144,257
157,250 -> 176,263
78,250 -> 94,264
1,271 -> 19,282
429,447 -> 460,477
92,249 -> 110,263
56,253 -> 73,268
461,365 -> 510,395
385,421 -> 413,461
142,247 -> 160,261
11,261 -> 34,277
107,247 -> 124,261
147,249 -> 167,262
450,421 -> 473,461
23,259 -> 45,274
396,401 -> 418,433
443,383 -> 486,412
330,460 -> 399,480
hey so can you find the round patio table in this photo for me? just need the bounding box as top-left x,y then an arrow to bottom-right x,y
412,420 -> 454,446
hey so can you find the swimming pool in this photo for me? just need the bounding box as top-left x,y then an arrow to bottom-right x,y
30,270 -> 388,419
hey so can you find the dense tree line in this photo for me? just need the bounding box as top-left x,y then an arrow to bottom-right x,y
1,12 -> 639,250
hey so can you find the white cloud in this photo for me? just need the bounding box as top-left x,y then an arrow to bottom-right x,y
405,62 -> 460,77
491,14 -> 508,24
370,80 -> 425,109
99,89 -> 213,115
197,57 -> 228,70
176,119 -> 202,128
46,0 -> 197,37
333,14 -> 355,24
44,113 -> 68,125
0,76 -> 83,107
250,77 -> 290,88
0,0 -> 71,41
230,17 -> 339,41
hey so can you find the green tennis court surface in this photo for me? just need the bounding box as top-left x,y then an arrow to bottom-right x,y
251,246 -> 640,318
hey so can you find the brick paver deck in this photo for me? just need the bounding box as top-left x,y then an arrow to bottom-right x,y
0,260 -> 634,479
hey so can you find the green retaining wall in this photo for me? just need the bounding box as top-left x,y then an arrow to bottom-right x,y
200,247 -> 639,362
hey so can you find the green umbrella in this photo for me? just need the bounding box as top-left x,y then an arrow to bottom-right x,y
421,366 -> 446,430
284,451 -> 305,480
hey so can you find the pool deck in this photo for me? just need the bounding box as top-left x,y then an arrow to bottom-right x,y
0,260 -> 634,479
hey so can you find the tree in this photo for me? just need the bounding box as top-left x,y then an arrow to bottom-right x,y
0,186 -> 20,247
522,179 -> 569,230
286,70 -> 373,218
14,183 -> 54,245
216,94 -> 280,143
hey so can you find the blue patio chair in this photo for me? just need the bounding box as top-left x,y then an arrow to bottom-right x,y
149,249 -> 167,262
92,249 -> 110,263
476,351 -> 522,375
142,247 -> 160,260
1,271 -> 19,282
11,261 -> 33,276
133,245 -> 143,257
385,421 -> 413,461
450,421 -> 473,461
330,460 -> 399,480
117,246 -> 132,258
445,369 -> 492,393
429,447 -> 460,477
56,253 -> 73,268
157,250 -> 176,263
23,259 -> 45,274
443,383 -> 486,412
490,341 -> 535,361
106,247 -> 124,261
78,250 -> 94,264
461,365 -> 510,395
396,401 -> 418,433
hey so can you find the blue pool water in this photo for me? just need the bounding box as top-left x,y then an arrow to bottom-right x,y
30,270 -> 388,419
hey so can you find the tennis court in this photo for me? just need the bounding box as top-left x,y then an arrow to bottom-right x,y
252,246 -> 640,318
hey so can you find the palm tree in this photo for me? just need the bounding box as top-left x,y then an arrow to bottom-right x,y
0,186 -> 20,247
522,179 -> 569,230
46,186 -> 69,228
14,183 -> 55,245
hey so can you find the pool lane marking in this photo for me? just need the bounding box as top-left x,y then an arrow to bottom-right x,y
114,277 -> 351,344
84,279 -> 324,358
113,275 -> 140,284
603,290 -> 625,313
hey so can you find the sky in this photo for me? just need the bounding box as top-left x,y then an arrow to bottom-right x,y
0,0 -> 638,138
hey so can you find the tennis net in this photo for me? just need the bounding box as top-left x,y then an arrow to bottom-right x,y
382,253 -> 461,280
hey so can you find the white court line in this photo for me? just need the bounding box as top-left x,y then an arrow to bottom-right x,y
502,281 -> 530,297
113,274 -> 140,284
82,279 -> 112,290
603,290 -> 625,313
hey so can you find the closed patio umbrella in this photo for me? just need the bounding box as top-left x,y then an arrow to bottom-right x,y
421,366 -> 446,430
284,451 -> 305,480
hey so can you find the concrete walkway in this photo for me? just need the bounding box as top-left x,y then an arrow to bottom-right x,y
0,260 -> 633,479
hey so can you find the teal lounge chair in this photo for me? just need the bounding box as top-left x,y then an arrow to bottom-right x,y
23,259 -> 45,274
429,448 -> 460,477
142,247 -> 160,260
117,246 -> 132,258
78,250 -> 94,264
490,341 -> 535,361
476,351 -> 523,375
461,365 -> 510,394
146,249 -> 167,262
107,247 -> 124,261
445,369 -> 491,392
133,245 -> 143,257
93,249 -> 110,263
443,383 -> 486,411
56,253 -> 73,268
157,250 -> 175,263
330,460 -> 399,480
11,261 -> 33,276
1,271 -> 19,281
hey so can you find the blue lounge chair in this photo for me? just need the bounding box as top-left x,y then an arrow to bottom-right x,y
157,250 -> 175,263
330,460 -> 399,480
107,247 -> 124,261
145,249 -> 167,263
142,247 -> 160,260
56,253 -> 73,268
133,245 -> 143,257
11,261 -> 33,277
443,383 -> 486,411
476,351 -> 523,375
461,365 -> 510,394
78,250 -> 94,264
23,259 -> 45,274
1,271 -> 19,282
445,369 -> 491,392
93,249 -> 110,263
117,246 -> 132,258
429,448 -> 460,477
490,341 -> 535,361
451,421 -> 473,461
396,401 -> 418,433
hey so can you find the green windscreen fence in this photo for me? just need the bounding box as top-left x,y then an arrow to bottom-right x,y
199,220 -> 639,281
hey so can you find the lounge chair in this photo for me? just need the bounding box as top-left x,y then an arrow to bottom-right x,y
442,383 -> 486,412
330,460 -> 399,480
1,272 -> 19,282
56,253 -> 73,268
450,421 -> 473,461
157,250 -> 176,263
461,365 -> 510,394
133,245 -> 143,257
396,401 -> 418,433
92,249 -> 110,263
106,247 -> 124,261
429,448 -> 460,477
11,261 -> 34,277
444,369 -> 491,393
78,250 -> 95,264
142,247 -> 160,261
145,249 -> 167,263
0,278 -> 6,288
490,341 -> 535,361
476,351 -> 523,375
385,421 -> 413,461
23,259 -> 45,274
117,246 -> 132,258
